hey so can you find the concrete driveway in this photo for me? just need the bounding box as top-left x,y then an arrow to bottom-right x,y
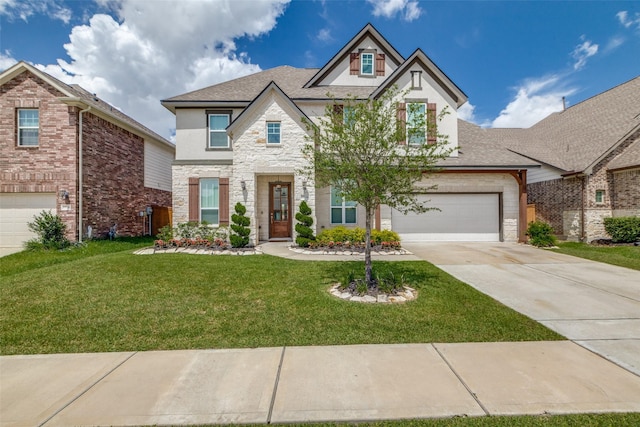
403,242 -> 640,376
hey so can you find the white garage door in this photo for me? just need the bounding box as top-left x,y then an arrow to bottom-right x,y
392,193 -> 500,242
0,193 -> 57,256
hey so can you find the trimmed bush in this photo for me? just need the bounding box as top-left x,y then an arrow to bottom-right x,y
526,220 -> 557,247
316,226 -> 400,246
604,216 -> 640,243
294,201 -> 315,247
230,202 -> 251,248
26,210 -> 70,250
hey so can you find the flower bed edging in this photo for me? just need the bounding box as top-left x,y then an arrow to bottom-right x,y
328,284 -> 417,303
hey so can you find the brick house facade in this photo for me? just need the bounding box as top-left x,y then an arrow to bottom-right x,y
0,62 -> 175,255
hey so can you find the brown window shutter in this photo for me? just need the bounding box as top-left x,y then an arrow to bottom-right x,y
350,53 -> 359,75
188,177 -> 199,222
376,53 -> 385,76
397,102 -> 406,145
427,103 -> 437,144
219,178 -> 229,225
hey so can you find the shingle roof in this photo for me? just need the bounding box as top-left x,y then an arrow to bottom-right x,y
162,66 -> 377,105
608,138 -> 640,171
446,120 -> 540,168
495,75 -> 640,172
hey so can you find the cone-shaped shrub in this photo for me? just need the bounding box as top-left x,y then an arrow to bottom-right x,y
230,202 -> 251,248
295,200 -> 315,247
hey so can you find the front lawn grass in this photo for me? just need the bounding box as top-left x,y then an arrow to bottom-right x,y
552,242 -> 640,271
1,246 -> 562,355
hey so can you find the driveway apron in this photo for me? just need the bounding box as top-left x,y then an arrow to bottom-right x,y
404,242 -> 640,376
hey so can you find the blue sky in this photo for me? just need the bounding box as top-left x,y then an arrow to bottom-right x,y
1,0 -> 639,140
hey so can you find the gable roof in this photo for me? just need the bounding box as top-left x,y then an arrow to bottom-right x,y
162,66 -> 376,112
226,81 -> 312,137
303,23 -> 405,89
1,61 -> 174,149
371,48 -> 468,107
494,75 -> 640,173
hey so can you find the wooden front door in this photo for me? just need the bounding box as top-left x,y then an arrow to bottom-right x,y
269,183 -> 291,239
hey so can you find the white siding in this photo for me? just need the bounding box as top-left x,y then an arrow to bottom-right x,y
144,140 -> 174,192
527,164 -> 564,183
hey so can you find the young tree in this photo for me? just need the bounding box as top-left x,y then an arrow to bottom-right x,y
302,86 -> 452,287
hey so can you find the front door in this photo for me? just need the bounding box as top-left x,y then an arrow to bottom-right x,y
269,182 -> 291,239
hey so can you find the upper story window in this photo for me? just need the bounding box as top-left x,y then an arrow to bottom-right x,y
360,53 -> 374,75
18,109 -> 39,146
267,121 -> 281,144
208,113 -> 230,149
407,102 -> 426,145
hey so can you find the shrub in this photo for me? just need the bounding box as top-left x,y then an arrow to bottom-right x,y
604,216 -> 640,243
25,210 -> 70,250
230,202 -> 251,248
294,201 -> 315,247
156,224 -> 173,242
526,220 -> 557,247
317,226 -> 400,246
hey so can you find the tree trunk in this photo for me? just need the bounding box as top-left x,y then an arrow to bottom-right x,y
365,208 -> 373,287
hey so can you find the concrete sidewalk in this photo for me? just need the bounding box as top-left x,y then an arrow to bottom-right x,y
3,342 -> 640,426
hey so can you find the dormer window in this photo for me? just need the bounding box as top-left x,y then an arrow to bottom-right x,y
361,53 -> 374,75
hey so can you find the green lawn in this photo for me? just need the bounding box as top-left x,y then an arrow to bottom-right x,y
264,413 -> 640,427
552,242 -> 640,271
0,240 -> 562,355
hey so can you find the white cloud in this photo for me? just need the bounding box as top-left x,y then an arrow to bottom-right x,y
617,10 -> 640,30
0,51 -> 18,70
32,0 -> 290,140
603,36 -> 625,53
571,36 -> 598,70
0,0 -> 71,23
491,75 -> 576,128
457,102 -> 476,123
367,0 -> 422,22
317,28 -> 333,43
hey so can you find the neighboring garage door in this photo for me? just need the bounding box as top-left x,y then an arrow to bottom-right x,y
391,193 -> 500,242
0,193 -> 57,256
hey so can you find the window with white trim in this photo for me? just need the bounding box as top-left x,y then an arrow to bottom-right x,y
407,102 -> 426,145
18,109 -> 39,146
266,121 -> 281,144
331,186 -> 357,224
208,113 -> 230,148
200,178 -> 219,225
360,52 -> 374,76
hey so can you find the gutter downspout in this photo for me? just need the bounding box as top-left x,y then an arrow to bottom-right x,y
580,175 -> 586,242
78,106 -> 91,243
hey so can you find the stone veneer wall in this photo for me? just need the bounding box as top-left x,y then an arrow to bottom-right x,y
0,71 -> 79,240
82,113 -> 171,238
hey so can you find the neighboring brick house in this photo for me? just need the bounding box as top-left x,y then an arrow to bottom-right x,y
483,76 -> 639,241
0,62 -> 175,255
162,24 -> 537,244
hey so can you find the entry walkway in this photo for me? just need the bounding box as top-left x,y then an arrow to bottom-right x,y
3,342 -> 640,426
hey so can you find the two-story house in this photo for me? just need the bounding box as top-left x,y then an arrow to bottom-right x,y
162,24 -> 537,245
0,62 -> 175,256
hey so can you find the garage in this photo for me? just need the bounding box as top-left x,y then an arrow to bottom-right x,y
391,193 -> 500,242
0,193 -> 57,256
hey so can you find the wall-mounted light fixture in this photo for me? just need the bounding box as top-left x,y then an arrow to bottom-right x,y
240,180 -> 247,191
302,180 -> 307,190
59,190 -> 69,200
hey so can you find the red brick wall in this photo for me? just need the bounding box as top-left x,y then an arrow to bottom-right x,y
527,177 -> 581,235
0,71 -> 79,240
612,169 -> 640,210
81,113 -> 171,238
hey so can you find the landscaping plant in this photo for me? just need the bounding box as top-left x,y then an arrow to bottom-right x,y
294,200 -> 316,247
25,210 -> 70,250
604,216 -> 640,243
230,202 -> 251,248
526,220 -> 557,247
